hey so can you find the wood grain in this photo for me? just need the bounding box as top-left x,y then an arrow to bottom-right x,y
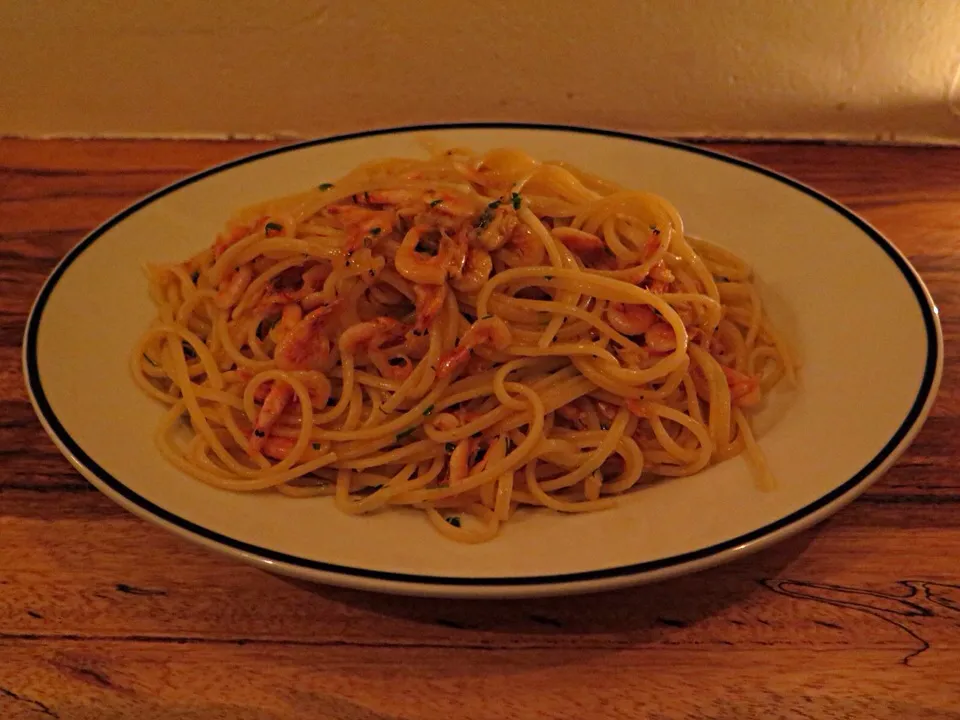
1,138 -> 959,719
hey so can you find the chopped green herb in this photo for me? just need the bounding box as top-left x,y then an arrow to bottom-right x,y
650,225 -> 661,235
369,269 -> 376,277
143,354 -> 158,367
181,341 -> 197,359
422,404 -> 434,416
487,199 -> 502,209
445,515 -> 461,528
445,442 -> 456,453
253,429 -> 266,438
474,207 -> 495,230
190,270 -> 199,284
318,183 -> 335,191
395,427 -> 416,441
429,198 -> 443,207
511,192 -> 522,210
265,221 -> 283,235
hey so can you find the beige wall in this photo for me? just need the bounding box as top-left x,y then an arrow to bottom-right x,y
2,0 -> 959,142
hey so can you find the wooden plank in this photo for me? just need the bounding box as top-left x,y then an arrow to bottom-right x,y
0,642 -> 957,719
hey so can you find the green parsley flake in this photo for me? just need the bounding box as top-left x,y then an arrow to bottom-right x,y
429,198 -> 443,207
445,442 -> 456,453
445,515 -> 462,528
422,405 -> 434,416
318,183 -> 334,191
511,192 -> 522,210
474,207 -> 495,230
395,427 -> 416,441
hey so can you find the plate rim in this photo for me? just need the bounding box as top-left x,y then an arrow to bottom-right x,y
22,122 -> 944,594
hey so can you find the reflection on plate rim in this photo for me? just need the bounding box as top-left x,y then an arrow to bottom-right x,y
22,123 -> 943,597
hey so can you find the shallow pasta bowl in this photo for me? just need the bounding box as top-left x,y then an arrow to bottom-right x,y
23,123 -> 942,598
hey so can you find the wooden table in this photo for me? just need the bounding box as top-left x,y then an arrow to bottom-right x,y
2,139 -> 959,719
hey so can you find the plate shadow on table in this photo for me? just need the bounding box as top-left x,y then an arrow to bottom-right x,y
276,525 -> 818,645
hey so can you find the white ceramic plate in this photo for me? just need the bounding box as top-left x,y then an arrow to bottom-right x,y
24,124 -> 942,598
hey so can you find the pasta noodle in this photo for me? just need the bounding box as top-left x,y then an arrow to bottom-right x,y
131,146 -> 797,542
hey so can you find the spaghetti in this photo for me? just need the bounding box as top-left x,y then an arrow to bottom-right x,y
132,146 -> 797,542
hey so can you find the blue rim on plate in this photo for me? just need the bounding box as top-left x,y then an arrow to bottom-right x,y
23,122 -> 942,589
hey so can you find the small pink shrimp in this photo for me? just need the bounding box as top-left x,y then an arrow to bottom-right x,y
275,302 -> 338,371
644,229 -> 664,258
722,366 -> 762,407
214,264 -> 254,310
403,325 -> 431,359
498,224 -> 545,268
394,225 -> 462,285
552,227 -> 609,264
556,402 -> 586,428
338,316 -> 406,355
371,352 -> 414,380
425,191 -> 477,218
606,303 -> 656,336
476,207 -> 520,251
447,438 -> 481,486
595,399 -> 620,422
343,211 -> 395,253
249,381 -> 294,454
357,189 -> 416,206
644,322 -> 677,354
625,398 -> 649,418
642,261 -> 675,293
413,283 -> 448,335
450,246 -> 492,294
436,316 -> 512,379
214,216 -> 266,257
